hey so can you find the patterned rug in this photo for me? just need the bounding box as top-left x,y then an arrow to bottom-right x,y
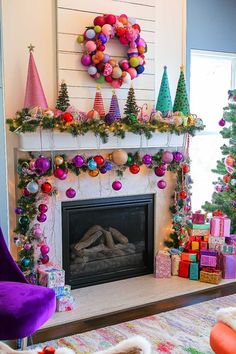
39,294 -> 236,353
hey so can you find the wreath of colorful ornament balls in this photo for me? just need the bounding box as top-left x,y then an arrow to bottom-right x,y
77,14 -> 147,88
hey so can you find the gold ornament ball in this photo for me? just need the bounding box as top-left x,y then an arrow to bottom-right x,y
54,155 -> 64,166
88,169 -> 99,177
112,149 -> 128,165
108,153 -> 113,161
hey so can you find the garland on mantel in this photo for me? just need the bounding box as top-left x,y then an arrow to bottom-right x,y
14,148 -> 191,278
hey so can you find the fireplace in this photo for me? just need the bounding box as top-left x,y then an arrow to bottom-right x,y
62,194 -> 154,289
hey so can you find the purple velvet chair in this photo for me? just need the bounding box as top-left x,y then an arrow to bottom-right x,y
0,227 -> 56,348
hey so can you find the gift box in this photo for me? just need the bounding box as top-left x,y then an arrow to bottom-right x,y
204,235 -> 209,242
222,254 -> 236,279
192,212 -> 205,224
200,269 -> 222,284
196,236 -> 203,242
191,228 -> 210,237
179,261 -> 190,278
227,234 -> 236,246
38,263 -> 65,288
191,241 -> 199,250
221,245 -> 236,254
155,251 -> 171,278
200,241 -> 208,250
171,254 -> 181,276
200,250 -> 218,268
209,236 -> 225,251
189,262 -> 199,280
56,294 -> 74,312
189,236 -> 196,242
54,285 -> 71,297
181,252 -> 197,262
210,217 -> 231,237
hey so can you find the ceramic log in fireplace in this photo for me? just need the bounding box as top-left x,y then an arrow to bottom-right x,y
62,194 -> 154,289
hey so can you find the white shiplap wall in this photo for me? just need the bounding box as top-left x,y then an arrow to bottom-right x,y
57,0 -> 156,113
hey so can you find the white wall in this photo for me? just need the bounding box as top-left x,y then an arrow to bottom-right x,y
2,0 -> 186,254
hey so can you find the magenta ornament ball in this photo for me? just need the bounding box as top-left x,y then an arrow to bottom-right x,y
173,151 -> 183,162
81,54 -> 91,66
161,151 -> 174,164
219,118 -> 226,127
41,254 -> 49,264
112,180 -> 122,191
40,244 -> 50,255
59,172 -> 68,180
66,188 -> 76,198
35,156 -> 50,173
157,179 -> 167,189
53,168 -> 65,179
72,155 -> 84,168
142,154 -> 153,165
24,243 -> 32,250
33,227 -> 42,237
154,166 -> 165,177
38,204 -> 48,213
37,213 -> 47,223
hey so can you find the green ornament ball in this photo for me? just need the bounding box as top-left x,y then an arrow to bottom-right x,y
95,75 -> 105,84
18,215 -> 30,226
127,155 -> 133,164
128,114 -> 138,124
77,34 -> 84,43
94,25 -> 102,33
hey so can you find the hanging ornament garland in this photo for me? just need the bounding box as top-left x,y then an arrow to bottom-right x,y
77,14 -> 147,88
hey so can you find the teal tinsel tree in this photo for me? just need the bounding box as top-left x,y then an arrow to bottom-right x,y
202,90 -> 236,233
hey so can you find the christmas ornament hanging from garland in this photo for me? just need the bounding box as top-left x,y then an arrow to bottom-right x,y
77,14 -> 147,88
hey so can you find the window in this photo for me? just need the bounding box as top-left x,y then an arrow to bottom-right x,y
190,50 -> 236,211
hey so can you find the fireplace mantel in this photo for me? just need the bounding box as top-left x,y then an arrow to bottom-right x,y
18,131 -> 185,151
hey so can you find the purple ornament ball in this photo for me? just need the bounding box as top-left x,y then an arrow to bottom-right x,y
81,54 -> 92,66
40,244 -> 50,255
219,118 -> 226,127
100,166 -> 107,174
105,113 -> 116,125
98,33 -> 107,44
173,151 -> 183,162
35,156 -> 51,173
112,180 -> 122,191
66,188 -> 76,198
15,207 -> 23,215
154,166 -> 165,177
161,151 -> 174,164
142,154 -> 153,165
37,213 -> 47,223
33,227 -> 42,238
104,161 -> 113,171
72,155 -> 85,168
157,179 -> 167,189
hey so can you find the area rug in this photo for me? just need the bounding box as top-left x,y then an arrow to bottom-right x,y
38,294 -> 236,354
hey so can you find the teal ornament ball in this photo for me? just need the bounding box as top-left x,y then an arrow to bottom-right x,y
173,214 -> 182,223
88,159 -> 97,170
22,258 -> 31,267
19,215 -> 30,226
26,180 -> 39,194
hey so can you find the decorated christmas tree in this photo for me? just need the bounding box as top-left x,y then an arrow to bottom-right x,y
109,91 -> 121,120
56,81 -> 70,112
156,66 -> 173,115
123,86 -> 139,123
93,86 -> 105,118
203,90 -> 236,233
173,65 -> 190,116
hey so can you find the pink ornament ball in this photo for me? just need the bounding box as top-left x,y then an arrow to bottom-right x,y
53,168 -> 65,179
111,79 -> 122,89
219,118 -> 226,126
38,204 -> 48,213
112,180 -> 122,191
40,244 -> 50,255
85,40 -> 97,53
81,54 -> 91,66
161,151 -> 174,164
120,60 -> 129,71
66,188 -> 76,198
41,255 -> 49,264
37,213 -> 47,223
154,166 -> 165,177
127,67 -> 137,80
102,24 -> 113,36
157,180 -> 167,189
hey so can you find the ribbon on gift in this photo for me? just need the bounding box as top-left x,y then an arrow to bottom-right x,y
38,347 -> 55,354
202,267 -> 221,274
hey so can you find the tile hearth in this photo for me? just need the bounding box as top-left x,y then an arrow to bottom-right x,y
42,275 -> 236,329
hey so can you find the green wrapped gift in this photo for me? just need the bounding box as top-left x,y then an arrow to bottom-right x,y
189,262 -> 199,280
189,223 -> 210,230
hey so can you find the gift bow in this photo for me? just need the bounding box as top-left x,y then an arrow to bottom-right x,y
38,347 -> 55,354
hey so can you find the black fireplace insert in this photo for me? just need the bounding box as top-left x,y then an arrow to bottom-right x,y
62,194 -> 154,289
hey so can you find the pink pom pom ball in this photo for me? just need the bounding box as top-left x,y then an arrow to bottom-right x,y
127,68 -> 137,80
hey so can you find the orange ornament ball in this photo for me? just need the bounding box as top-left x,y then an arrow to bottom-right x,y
118,15 -> 128,25
62,112 -> 73,123
89,169 -> 99,177
109,59 -> 117,67
86,109 -> 100,121
138,46 -> 145,54
129,164 -> 140,174
223,174 -> 231,183
96,51 -> 104,61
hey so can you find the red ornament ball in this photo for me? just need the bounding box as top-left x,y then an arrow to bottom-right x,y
94,155 -> 105,166
179,190 -> 187,199
93,15 -> 106,27
129,164 -> 140,174
62,112 -> 73,124
132,24 -> 141,32
41,182 -> 52,194
41,347 -> 55,354
41,255 -> 49,264
105,14 -> 116,25
182,164 -> 190,174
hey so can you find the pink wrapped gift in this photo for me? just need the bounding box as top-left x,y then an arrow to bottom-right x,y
37,263 -> 65,288
155,251 -> 171,278
210,217 -> 231,237
56,294 -> 74,312
200,250 -> 218,268
222,254 -> 236,279
192,211 -> 205,224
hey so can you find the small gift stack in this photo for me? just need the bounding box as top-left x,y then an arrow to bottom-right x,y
179,251 -> 199,280
189,211 -> 210,251
37,263 -> 75,312
155,251 -> 171,278
199,249 -> 221,284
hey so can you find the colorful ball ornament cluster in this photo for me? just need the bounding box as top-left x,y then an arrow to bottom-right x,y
78,14 -> 147,88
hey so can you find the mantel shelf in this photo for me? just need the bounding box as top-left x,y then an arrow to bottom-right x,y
18,131 -> 185,152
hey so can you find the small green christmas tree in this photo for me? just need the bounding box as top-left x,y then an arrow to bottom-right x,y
156,66 -> 173,114
203,90 -> 236,233
173,66 -> 190,116
56,81 -> 70,112
123,86 -> 139,122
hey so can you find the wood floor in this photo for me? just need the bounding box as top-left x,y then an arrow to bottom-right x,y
33,276 -> 236,344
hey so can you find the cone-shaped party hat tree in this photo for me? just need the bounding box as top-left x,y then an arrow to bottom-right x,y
24,44 -> 48,109
156,66 -> 173,114
93,86 -> 105,118
173,65 -> 190,116
109,91 -> 121,120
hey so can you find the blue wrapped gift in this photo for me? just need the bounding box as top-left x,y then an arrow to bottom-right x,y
189,262 -> 199,280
